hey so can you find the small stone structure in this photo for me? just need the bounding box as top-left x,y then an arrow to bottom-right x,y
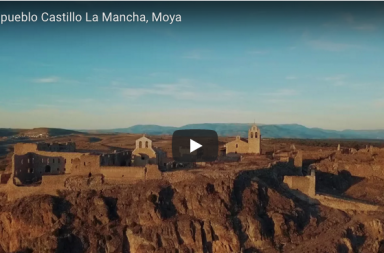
272,150 -> 302,170
283,174 -> 316,197
224,123 -> 261,155
273,151 -> 290,162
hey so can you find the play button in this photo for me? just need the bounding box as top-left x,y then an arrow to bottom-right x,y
190,139 -> 202,153
172,129 -> 218,163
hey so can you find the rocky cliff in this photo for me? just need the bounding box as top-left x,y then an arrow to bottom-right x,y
0,172 -> 384,253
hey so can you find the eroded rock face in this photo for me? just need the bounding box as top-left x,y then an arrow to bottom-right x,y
0,174 -> 383,253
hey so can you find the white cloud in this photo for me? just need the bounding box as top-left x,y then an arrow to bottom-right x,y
308,40 -> 359,51
118,79 -> 243,101
353,24 -> 376,31
248,50 -> 269,55
183,50 -> 210,60
262,89 -> 298,97
323,75 -> 347,86
33,76 -> 59,83
324,13 -> 377,32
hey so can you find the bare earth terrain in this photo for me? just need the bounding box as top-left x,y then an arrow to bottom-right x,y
1,134 -> 384,252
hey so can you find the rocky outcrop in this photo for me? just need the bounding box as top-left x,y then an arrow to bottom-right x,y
0,172 -> 383,253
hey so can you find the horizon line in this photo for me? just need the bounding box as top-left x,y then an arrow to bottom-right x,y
3,122 -> 384,132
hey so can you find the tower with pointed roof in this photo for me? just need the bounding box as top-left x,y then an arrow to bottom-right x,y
248,123 -> 261,154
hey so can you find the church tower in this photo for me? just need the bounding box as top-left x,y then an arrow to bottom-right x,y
248,123 -> 261,154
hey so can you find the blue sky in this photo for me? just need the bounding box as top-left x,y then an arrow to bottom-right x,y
1,2 -> 384,130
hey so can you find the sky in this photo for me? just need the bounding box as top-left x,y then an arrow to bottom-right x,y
1,2 -> 384,130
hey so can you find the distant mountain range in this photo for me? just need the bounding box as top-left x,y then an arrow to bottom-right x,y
1,124 -> 384,139
85,123 -> 384,140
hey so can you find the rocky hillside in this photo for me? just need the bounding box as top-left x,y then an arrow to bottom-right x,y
1,171 -> 384,253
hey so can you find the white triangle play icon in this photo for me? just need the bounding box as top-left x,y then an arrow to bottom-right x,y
190,139 -> 202,153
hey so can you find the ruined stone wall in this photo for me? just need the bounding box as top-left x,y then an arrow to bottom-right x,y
132,155 -> 157,167
225,139 -> 248,154
163,170 -> 197,184
315,152 -> 384,179
314,195 -> 382,212
155,149 -> 167,169
294,150 -> 303,168
13,149 -> 95,177
71,155 -> 101,176
14,143 -> 39,155
283,175 -> 315,197
100,167 -> 145,183
37,142 -> 76,152
146,164 -> 162,180
40,175 -> 68,191
13,143 -> 91,174
100,151 -> 131,166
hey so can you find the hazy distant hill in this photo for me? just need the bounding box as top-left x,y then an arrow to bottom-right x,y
93,123 -> 384,139
20,128 -> 84,137
0,129 -> 21,137
98,125 -> 178,135
0,128 -> 84,137
2,124 -> 384,139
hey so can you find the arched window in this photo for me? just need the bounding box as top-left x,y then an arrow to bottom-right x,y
145,141 -> 149,148
139,141 -> 142,148
250,132 -> 253,138
236,144 -> 238,148
255,132 -> 258,138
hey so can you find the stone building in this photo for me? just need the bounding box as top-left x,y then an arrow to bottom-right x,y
224,123 -> 261,155
131,136 -> 167,169
12,142 -> 131,185
100,150 -> 132,166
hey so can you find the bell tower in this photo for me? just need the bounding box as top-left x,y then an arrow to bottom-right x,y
248,123 -> 261,154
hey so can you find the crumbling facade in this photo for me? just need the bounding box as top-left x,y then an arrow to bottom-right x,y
12,140 -> 160,186
12,142 -> 98,185
224,123 -> 261,155
100,151 -> 131,166
36,142 -> 76,152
